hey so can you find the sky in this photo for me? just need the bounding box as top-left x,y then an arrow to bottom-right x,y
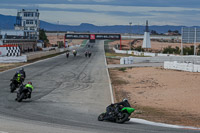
0,0 -> 200,26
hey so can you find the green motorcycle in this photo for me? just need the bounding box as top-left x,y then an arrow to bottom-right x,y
98,107 -> 135,123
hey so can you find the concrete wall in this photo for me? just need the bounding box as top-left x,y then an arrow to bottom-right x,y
164,61 -> 200,72
113,47 -> 175,57
121,56 -> 200,64
0,55 -> 27,63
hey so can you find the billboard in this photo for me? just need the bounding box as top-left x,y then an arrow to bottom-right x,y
182,27 -> 200,43
95,34 -> 121,40
65,34 -> 90,39
65,34 -> 121,40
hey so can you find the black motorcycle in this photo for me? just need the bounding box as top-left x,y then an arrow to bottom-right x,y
66,52 -> 69,58
98,106 -> 135,123
88,52 -> 92,58
16,85 -> 31,102
85,52 -> 88,57
10,77 -> 24,93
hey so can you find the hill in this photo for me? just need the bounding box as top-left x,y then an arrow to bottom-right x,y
0,14 -> 197,34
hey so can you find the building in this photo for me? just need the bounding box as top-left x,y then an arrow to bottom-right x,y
0,9 -> 40,54
15,9 -> 40,40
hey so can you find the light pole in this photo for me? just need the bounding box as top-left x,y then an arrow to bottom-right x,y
129,22 -> 132,50
57,21 -> 59,46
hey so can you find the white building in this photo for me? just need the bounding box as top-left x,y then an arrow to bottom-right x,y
15,9 -> 40,40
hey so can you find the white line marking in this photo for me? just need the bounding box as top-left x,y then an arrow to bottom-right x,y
103,41 -> 114,103
131,118 -> 200,130
0,131 -> 9,133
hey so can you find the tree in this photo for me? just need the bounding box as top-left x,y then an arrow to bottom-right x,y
151,30 -> 158,35
39,29 -> 49,47
168,30 -> 172,33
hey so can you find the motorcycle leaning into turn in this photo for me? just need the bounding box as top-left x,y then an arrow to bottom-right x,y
98,104 -> 135,123
15,84 -> 31,102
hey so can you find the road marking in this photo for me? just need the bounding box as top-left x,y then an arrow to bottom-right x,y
103,41 -> 114,103
131,118 -> 200,130
0,131 -> 9,133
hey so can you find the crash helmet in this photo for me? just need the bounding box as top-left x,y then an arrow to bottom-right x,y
28,82 -> 32,85
122,98 -> 128,102
20,67 -> 24,71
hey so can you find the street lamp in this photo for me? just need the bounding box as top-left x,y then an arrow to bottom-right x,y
57,21 -> 59,46
129,22 -> 132,50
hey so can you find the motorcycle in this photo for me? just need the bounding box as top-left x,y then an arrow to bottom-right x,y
66,52 -> 69,58
10,76 -> 24,93
85,52 -> 88,57
73,50 -> 77,57
98,107 -> 135,123
16,85 -> 31,102
88,52 -> 92,58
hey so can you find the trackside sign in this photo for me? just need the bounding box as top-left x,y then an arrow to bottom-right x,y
65,34 -> 121,40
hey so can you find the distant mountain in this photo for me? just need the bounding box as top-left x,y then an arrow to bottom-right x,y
0,14 -> 199,34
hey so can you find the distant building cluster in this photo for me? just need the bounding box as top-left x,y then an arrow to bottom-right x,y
0,9 -> 41,53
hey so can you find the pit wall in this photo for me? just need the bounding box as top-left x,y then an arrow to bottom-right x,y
164,61 -> 200,72
0,55 -> 27,63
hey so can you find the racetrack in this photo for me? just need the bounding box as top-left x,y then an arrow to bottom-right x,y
0,40 -> 198,133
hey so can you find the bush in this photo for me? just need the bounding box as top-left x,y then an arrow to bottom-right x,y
163,46 -> 180,54
118,67 -> 126,72
133,46 -> 144,52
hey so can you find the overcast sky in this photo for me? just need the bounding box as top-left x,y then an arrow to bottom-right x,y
0,0 -> 199,26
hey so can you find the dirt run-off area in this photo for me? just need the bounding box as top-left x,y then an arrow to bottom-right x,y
109,67 -> 200,127
0,63 -> 27,72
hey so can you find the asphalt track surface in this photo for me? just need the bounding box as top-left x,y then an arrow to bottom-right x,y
0,40 -> 198,133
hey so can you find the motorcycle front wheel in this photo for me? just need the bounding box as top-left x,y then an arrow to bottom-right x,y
17,93 -> 25,102
116,112 -> 129,123
98,113 -> 106,121
10,83 -> 16,93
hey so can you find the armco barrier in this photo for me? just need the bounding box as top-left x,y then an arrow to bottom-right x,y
164,61 -> 200,72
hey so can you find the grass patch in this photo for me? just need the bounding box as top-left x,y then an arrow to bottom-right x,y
118,67 -> 126,72
105,52 -> 130,57
112,79 -> 129,85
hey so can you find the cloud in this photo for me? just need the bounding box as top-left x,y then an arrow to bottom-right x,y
0,0 -> 200,8
0,1 -> 199,26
